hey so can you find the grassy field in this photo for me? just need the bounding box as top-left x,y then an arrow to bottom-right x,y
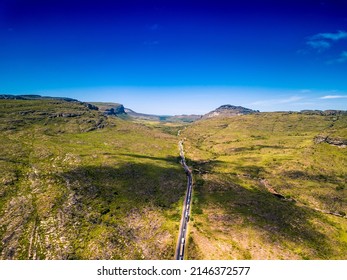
181,113 -> 347,259
0,99 -> 186,259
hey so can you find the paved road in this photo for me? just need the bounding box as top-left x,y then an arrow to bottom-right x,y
176,140 -> 193,260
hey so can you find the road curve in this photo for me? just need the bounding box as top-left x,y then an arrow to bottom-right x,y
176,140 -> 193,260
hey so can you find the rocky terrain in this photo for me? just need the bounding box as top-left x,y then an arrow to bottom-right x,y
89,102 -> 126,116
314,135 -> 347,148
300,110 -> 347,116
202,104 -> 259,119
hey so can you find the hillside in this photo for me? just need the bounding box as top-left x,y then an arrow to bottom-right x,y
203,104 -> 259,119
0,98 -> 186,260
1,98 -> 347,260
181,112 -> 347,259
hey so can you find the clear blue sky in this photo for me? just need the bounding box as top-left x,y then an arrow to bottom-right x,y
1,0 -> 347,114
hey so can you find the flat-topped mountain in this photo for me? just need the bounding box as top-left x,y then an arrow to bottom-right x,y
203,104 -> 259,119
0,94 -> 99,111
0,94 -> 79,103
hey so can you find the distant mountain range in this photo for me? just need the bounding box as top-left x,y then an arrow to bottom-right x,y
89,102 -> 201,123
90,102 -> 258,121
79,102 -> 347,119
124,108 -> 202,123
2,95 -> 346,121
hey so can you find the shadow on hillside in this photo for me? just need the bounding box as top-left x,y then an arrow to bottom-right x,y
283,170 -> 344,183
59,162 -> 186,211
196,175 -> 334,259
233,145 -> 285,152
186,158 -> 224,174
235,165 -> 266,177
119,153 -> 180,164
51,161 -> 187,260
0,157 -> 24,164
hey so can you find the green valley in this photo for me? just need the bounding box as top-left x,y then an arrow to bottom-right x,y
1,97 -> 346,260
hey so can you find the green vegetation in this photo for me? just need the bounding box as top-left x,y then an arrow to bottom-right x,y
1,100 -> 346,260
181,113 -> 347,259
0,99 -> 186,259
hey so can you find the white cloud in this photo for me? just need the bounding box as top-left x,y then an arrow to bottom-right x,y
326,51 -> 347,64
320,95 -> 347,99
310,30 -> 347,41
251,96 -> 304,106
336,51 -> 347,63
306,30 -> 347,52
306,40 -> 331,51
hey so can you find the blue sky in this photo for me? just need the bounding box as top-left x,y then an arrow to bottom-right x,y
1,0 -> 347,114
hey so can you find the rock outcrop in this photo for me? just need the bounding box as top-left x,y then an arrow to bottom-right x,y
314,135 -> 347,148
301,110 -> 347,116
105,104 -> 126,115
203,104 -> 259,119
84,103 -> 98,110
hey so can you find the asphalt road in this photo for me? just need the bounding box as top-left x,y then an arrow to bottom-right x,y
176,140 -> 193,260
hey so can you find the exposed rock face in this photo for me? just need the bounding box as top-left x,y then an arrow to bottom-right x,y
105,105 -> 126,115
203,104 -> 259,119
84,103 -> 98,110
314,135 -> 347,148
